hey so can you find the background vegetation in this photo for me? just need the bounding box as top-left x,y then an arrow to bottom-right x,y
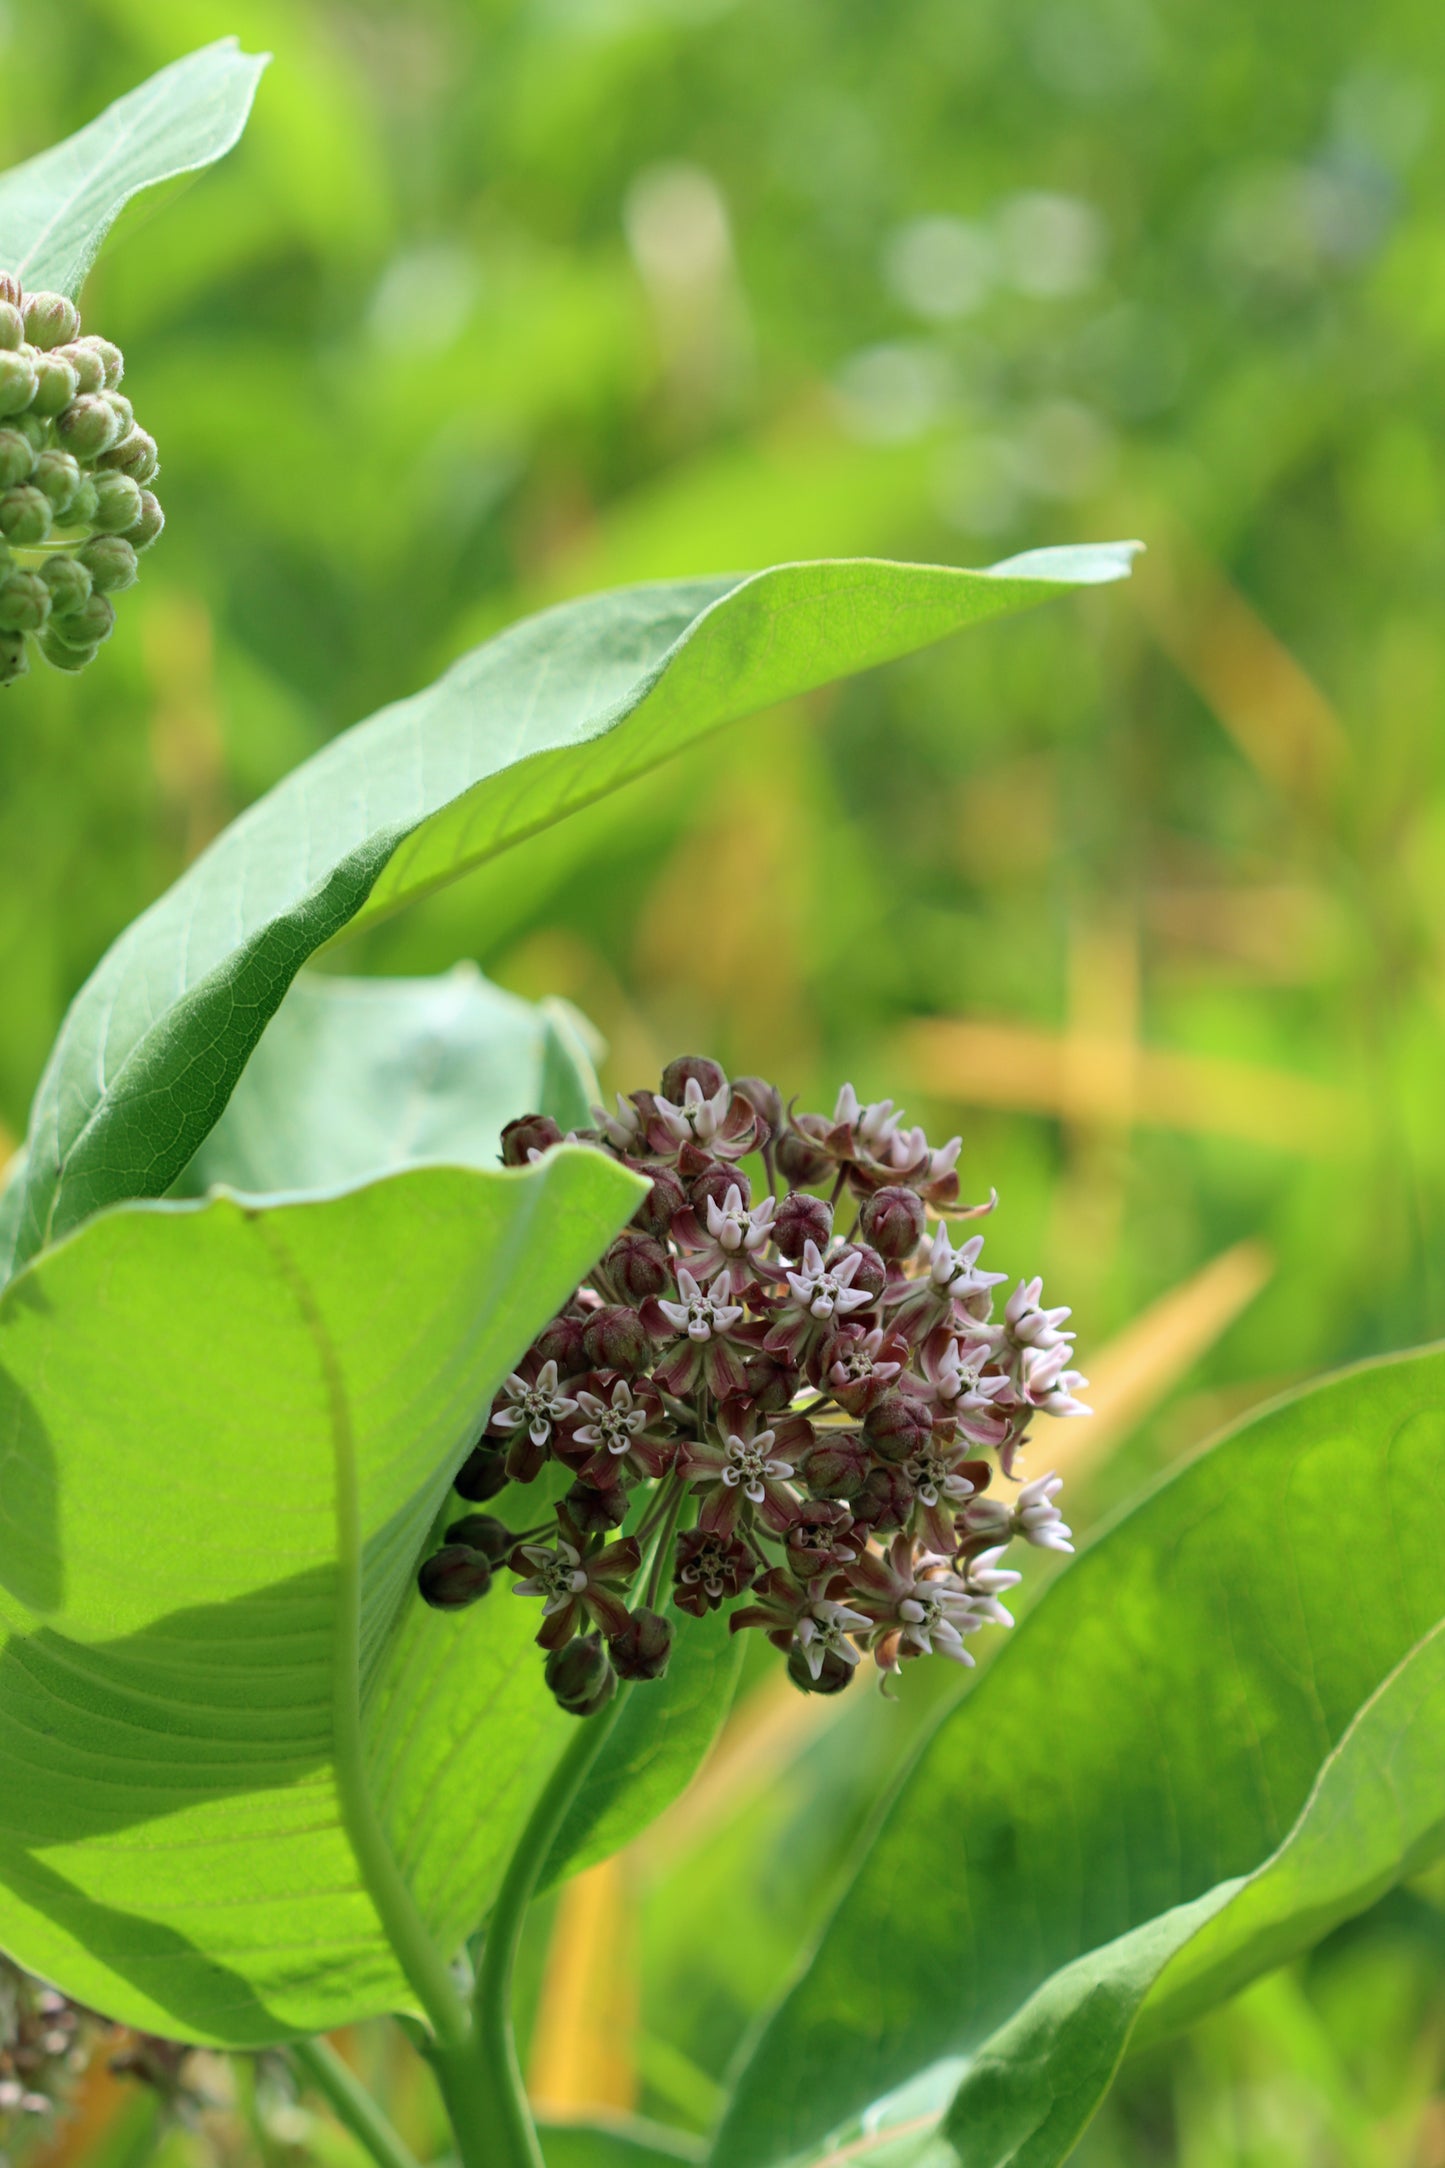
2,0 -> 1444,2160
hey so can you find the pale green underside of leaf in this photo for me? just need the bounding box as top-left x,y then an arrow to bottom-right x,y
0,545 -> 1136,1286
0,41 -> 269,297
711,1348 -> 1445,2168
0,1150 -> 653,2045
176,966 -> 600,1199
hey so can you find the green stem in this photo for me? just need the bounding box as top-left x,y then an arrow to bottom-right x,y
290,2037 -> 423,2168
428,1692 -> 630,2168
644,1477 -> 687,1609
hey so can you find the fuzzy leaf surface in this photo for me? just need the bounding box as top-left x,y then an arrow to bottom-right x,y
711,1350 -> 1445,2168
0,41 -> 268,296
0,1150 -> 647,2044
177,966 -> 599,1199
0,545 -> 1135,1283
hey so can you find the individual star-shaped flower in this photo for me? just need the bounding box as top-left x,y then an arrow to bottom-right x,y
511,1528 -> 642,1649
487,1357 -> 579,1482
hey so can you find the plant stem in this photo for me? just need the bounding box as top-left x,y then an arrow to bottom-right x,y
291,2037 -> 423,2168
428,1692 -> 629,2168
644,1477 -> 687,1609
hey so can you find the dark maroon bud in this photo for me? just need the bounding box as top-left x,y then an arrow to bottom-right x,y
865,1390 -> 934,1464
608,1607 -> 674,1682
443,1513 -> 512,1564
860,1185 -> 927,1260
776,1123 -> 834,1186
631,1164 -> 687,1239
732,1074 -> 782,1130
604,1229 -> 670,1300
773,1190 -> 833,1261
799,1430 -> 871,1501
742,1345 -> 801,1411
783,1499 -> 858,1574
787,1640 -> 856,1696
659,1053 -> 726,1102
689,1160 -> 749,1214
565,1479 -> 630,1535
582,1304 -> 651,1373
532,1313 -> 587,1376
852,1463 -> 917,1532
545,1632 -> 617,1716
500,1112 -> 564,1166
418,1543 -> 494,1610
454,1444 -> 509,1502
835,1243 -> 888,1302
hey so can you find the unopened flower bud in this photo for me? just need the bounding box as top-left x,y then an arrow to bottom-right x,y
47,590 -> 112,649
545,1631 -> 617,1716
852,1462 -> 917,1531
500,1111 -> 563,1166
865,1390 -> 933,1464
660,1054 -> 726,1102
733,1074 -> 782,1130
0,430 -> 32,488
89,469 -> 142,535
77,535 -> 137,595
860,1185 -> 927,1260
0,486 -> 51,544
37,626 -> 96,673
127,489 -> 165,551
530,1313 -> 586,1376
776,1124 -> 833,1186
22,291 -> 81,350
690,1160 -> 749,1215
742,1345 -> 801,1410
56,395 -> 119,458
58,475 -> 98,529
565,1478 -> 629,1535
632,1164 -> 686,1238
787,1640 -> 855,1696
53,341 -> 104,396
835,1242 -> 888,1302
74,335 -> 123,390
101,389 -> 134,436
608,1607 -> 673,1681
31,448 -> 80,515
39,555 -> 92,617
102,426 -> 159,484
0,630 -> 28,685
582,1304 -> 651,1373
29,352 -> 78,417
0,570 -> 50,634
0,302 -> 22,350
799,1430 -> 871,1500
604,1229 -> 670,1300
773,1191 -> 833,1261
443,1512 -> 513,1564
418,1542 -> 494,1610
0,349 -> 36,415
454,1443 -> 509,1501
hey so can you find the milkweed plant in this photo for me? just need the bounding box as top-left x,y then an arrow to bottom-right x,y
2,44 -> 1444,2168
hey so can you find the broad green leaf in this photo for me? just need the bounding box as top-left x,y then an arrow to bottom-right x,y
177,966 -> 600,1199
539,2116 -> 704,2168
711,1349 -> 1445,2168
0,545 -> 1136,1285
0,1149 -> 644,2045
542,1600 -> 745,1894
0,42 -> 269,297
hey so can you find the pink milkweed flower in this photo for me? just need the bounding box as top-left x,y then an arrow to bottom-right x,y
846,1533 -> 983,1670
488,1358 -> 579,1482
682,1417 -> 798,1535
672,1182 -> 778,1292
962,1470 -> 1074,1553
511,1532 -> 641,1649
644,1266 -> 753,1399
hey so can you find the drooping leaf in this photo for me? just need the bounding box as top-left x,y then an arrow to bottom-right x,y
177,966 -> 600,1199
0,41 -> 269,297
710,1350 -> 1445,2168
542,1600 -> 745,1894
0,1149 -> 644,2045
0,545 -> 1136,1284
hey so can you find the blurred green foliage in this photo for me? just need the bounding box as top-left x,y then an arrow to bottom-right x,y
2,0 -> 1444,2160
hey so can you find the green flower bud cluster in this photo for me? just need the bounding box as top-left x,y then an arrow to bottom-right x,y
0,273 -> 165,687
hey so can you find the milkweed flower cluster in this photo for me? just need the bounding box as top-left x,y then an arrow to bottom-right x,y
418,1058 -> 1088,1712
0,1957 -> 88,2139
0,275 -> 164,686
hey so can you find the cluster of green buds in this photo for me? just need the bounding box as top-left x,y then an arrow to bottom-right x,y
0,274 -> 164,687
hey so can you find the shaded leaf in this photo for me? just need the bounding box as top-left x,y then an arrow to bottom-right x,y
0,1149 -> 643,2044
539,2115 -> 704,2168
711,1350 -> 1445,2168
0,545 -> 1136,1283
177,965 -> 599,1199
0,41 -> 268,296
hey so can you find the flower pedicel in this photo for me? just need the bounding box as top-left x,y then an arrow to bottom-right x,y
420,1058 -> 1088,1709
